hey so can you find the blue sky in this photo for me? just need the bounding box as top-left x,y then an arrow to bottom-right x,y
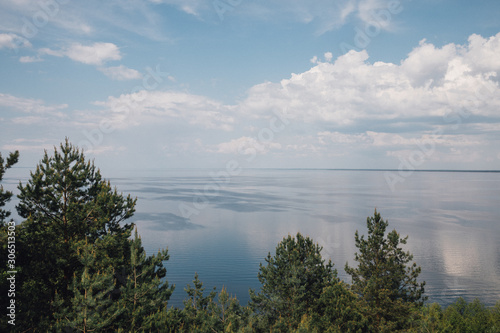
1,0 -> 500,172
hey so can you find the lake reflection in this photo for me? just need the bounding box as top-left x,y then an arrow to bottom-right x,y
110,169 -> 500,307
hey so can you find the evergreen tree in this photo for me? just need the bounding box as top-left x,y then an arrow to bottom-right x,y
441,298 -> 495,333
181,273 -> 219,332
310,281 -> 369,332
54,238 -> 123,332
0,150 -> 19,226
164,274 -> 251,332
249,233 -> 338,331
415,299 -> 500,333
116,229 -> 174,331
345,210 -> 426,332
0,150 -> 19,331
214,287 -> 251,332
14,140 -> 136,331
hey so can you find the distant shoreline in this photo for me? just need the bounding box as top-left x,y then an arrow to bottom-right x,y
9,166 -> 500,174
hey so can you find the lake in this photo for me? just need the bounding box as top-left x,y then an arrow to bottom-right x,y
109,169 -> 500,308
5,168 -> 500,308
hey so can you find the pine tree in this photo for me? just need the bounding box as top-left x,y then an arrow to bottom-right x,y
116,229 -> 174,331
214,287 -> 250,332
0,150 -> 19,226
310,281 -> 369,332
54,238 -> 123,332
345,210 -> 426,331
15,140 -> 136,331
169,275 -> 250,332
181,273 -> 219,332
0,150 -> 19,331
249,233 -> 338,331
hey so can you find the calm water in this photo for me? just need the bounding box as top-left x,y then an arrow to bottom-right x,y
108,169 -> 500,308
6,169 -> 500,307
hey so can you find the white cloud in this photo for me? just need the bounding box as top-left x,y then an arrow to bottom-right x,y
153,0 -> 403,35
216,136 -> 281,155
357,0 -> 399,30
0,93 -> 67,114
463,33 -> 500,73
158,0 -> 368,34
11,116 -> 47,125
318,131 -> 372,145
242,32 -> 500,126
99,65 -> 142,81
400,39 -> 457,87
40,42 -> 121,65
2,138 -> 55,152
0,33 -> 31,49
0,0 -> 169,42
95,90 -> 235,130
75,32 -> 500,168
2,143 -> 54,152
84,145 -> 127,155
151,0 -> 210,17
19,55 -> 42,63
65,42 -> 121,65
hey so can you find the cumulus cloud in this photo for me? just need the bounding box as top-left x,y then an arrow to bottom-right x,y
241,32 -> 500,127
98,65 -> 142,80
80,32 -> 500,167
40,42 -> 121,65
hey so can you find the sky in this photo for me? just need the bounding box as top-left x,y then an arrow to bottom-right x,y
1,0 -> 500,172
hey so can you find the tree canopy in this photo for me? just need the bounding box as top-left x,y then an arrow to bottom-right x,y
345,209 -> 427,331
249,233 -> 339,331
0,150 -> 19,226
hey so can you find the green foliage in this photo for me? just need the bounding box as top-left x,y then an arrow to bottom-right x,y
167,273 -> 250,332
0,150 -> 19,331
414,302 -> 444,332
441,298 -> 496,332
0,150 -> 19,225
115,229 -> 174,331
310,282 -> 369,332
345,209 -> 426,332
411,299 -> 500,333
13,140 -> 136,331
54,238 -> 123,332
249,233 -> 339,331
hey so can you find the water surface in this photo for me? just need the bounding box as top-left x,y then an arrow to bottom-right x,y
5,168 -> 499,307
110,169 -> 500,307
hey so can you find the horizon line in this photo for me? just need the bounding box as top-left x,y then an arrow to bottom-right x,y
10,166 -> 500,173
